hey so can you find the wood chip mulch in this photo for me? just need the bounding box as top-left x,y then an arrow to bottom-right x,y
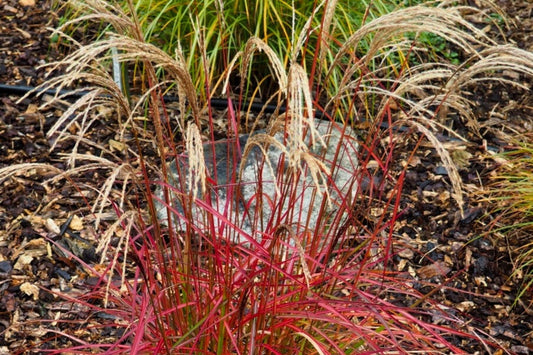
1,0 -> 532,353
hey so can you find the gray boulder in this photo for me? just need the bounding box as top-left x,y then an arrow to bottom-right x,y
155,119 -> 359,244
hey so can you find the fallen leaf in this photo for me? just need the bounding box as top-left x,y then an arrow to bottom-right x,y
20,282 -> 40,300
24,104 -> 39,114
397,248 -> 414,259
69,215 -> 84,231
45,218 -> 60,234
19,0 -> 36,6
452,149 -> 472,169
13,254 -> 33,271
408,155 -> 421,167
416,261 -> 451,280
457,301 -> 476,312
109,139 -> 127,152
397,258 -> 408,271
4,5 -> 18,13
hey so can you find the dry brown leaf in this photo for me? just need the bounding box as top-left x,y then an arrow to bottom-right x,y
416,261 -> 452,279
24,104 -> 39,114
69,215 -> 84,231
45,218 -> 60,234
452,150 -> 473,169
457,301 -> 476,312
13,255 -> 33,271
18,0 -> 36,6
109,139 -> 127,152
20,282 -> 40,300
398,248 -> 414,259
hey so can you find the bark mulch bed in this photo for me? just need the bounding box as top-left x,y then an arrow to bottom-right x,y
1,0 -> 532,353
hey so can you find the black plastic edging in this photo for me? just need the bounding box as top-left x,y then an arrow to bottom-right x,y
0,83 -> 330,119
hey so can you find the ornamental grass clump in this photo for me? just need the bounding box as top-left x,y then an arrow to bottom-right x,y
88,0 -> 411,99
485,137 -> 533,307
3,0 -> 532,352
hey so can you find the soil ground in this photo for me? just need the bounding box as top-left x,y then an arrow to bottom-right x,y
0,0 -> 532,353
